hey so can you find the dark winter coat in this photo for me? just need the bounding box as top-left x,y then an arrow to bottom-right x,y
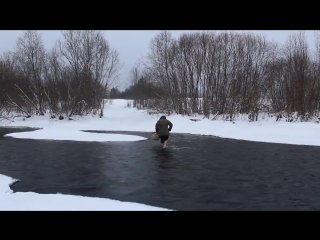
155,116 -> 173,137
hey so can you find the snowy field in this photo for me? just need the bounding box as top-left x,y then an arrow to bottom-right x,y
1,99 -> 320,210
2,99 -> 320,146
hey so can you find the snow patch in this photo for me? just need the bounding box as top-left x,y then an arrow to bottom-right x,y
4,127 -> 147,142
0,174 -> 171,211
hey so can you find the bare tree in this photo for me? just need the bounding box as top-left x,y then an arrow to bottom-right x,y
135,31 -> 280,121
13,30 -> 47,115
43,43 -> 65,118
266,31 -> 317,122
145,30 -> 177,114
57,30 -> 122,117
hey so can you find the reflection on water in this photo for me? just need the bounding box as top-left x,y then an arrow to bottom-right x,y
1,128 -> 320,210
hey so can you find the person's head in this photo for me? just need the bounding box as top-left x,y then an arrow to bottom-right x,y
160,115 -> 166,119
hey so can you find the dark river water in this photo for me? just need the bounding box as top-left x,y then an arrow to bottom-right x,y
1,127 -> 320,211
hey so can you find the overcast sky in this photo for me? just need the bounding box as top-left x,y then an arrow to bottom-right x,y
0,30 -> 317,90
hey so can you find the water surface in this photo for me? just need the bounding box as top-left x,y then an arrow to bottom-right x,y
1,127 -> 320,210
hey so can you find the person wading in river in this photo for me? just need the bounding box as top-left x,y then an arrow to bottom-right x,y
155,116 -> 173,149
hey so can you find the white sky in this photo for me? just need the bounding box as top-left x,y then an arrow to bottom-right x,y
0,30 -> 317,90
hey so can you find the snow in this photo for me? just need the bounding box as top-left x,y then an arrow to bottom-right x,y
0,174 -> 18,194
2,99 -> 320,146
0,174 -> 171,211
4,127 -> 146,142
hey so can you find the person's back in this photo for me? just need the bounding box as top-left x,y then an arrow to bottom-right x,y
155,116 -> 173,149
157,118 -> 171,136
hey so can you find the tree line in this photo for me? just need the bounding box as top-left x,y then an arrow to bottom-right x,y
0,30 -> 121,122
2,30 -> 320,123
121,30 -> 320,122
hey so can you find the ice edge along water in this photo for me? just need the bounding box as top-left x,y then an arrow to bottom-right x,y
4,128 -> 148,142
0,174 -> 171,211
